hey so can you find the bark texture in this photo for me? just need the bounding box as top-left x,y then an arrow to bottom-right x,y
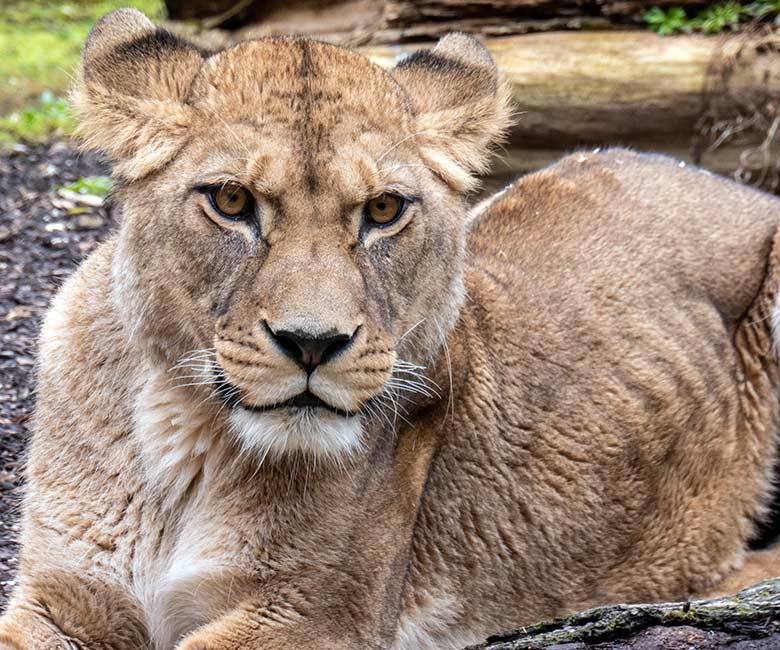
465,579 -> 780,649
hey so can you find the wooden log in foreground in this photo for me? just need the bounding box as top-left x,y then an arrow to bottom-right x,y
465,578 -> 780,649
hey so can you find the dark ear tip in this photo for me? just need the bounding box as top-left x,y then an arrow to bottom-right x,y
433,33 -> 494,71
85,8 -> 155,65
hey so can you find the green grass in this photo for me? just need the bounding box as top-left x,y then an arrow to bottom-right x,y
645,1 -> 780,35
0,90 -> 75,145
60,174 -> 113,198
0,0 -> 164,143
0,0 -> 165,111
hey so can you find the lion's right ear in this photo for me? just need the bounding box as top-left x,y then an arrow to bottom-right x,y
392,34 -> 513,193
71,9 -> 204,180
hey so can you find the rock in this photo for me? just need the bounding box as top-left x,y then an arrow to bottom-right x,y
56,187 -> 104,207
73,214 -> 105,230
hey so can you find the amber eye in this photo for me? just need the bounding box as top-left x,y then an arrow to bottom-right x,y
364,193 -> 407,226
208,183 -> 253,219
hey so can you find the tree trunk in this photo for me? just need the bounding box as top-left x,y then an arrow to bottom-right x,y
465,578 -> 780,649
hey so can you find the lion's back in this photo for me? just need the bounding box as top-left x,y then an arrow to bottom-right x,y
469,148 -> 778,324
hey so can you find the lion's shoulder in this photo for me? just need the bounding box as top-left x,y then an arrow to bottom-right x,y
468,147 -> 779,323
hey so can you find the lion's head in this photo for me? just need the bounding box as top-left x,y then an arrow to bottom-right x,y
73,9 -> 512,460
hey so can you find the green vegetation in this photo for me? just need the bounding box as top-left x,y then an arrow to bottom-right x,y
645,6 -> 689,34
0,90 -> 75,145
645,1 -> 780,35
0,0 -> 165,110
0,0 -> 164,143
60,175 -> 113,198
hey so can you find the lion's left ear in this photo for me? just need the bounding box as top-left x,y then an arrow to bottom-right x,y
392,34 -> 513,192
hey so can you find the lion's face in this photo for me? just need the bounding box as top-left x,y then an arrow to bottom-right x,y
75,11 -> 511,459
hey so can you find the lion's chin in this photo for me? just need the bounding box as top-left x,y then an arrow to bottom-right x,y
228,406 -> 364,461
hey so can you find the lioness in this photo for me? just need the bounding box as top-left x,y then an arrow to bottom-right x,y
2,7 -> 780,650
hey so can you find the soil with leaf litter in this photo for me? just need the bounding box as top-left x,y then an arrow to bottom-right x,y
0,140 -> 112,604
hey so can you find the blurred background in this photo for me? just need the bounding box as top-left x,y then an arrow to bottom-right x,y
4,1 -> 780,189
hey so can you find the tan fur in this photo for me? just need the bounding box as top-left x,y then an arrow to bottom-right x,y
3,9 -> 780,650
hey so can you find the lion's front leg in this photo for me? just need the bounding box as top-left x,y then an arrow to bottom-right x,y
176,601 -> 373,650
0,575 -> 148,650
0,604 -> 65,650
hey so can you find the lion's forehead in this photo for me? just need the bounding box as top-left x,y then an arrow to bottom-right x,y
189,39 -> 411,136
176,39 -> 417,199
174,130 -> 418,214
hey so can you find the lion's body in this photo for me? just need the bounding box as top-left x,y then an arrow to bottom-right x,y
3,8 -> 780,650
399,150 -> 780,646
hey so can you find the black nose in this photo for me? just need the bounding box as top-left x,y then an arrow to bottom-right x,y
265,323 -> 354,373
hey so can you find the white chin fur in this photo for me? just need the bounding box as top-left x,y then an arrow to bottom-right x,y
229,407 -> 364,461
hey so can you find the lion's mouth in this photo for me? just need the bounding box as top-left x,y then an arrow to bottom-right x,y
213,371 -> 356,418
241,390 -> 357,418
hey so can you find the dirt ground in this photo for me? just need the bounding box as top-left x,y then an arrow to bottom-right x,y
0,141 -> 111,604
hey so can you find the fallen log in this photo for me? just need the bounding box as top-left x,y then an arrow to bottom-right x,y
383,0 -> 706,23
165,0 -> 710,38
362,31 -> 779,143
377,0 -> 710,41
360,30 -> 780,187
211,1 -> 711,43
465,578 -> 780,649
